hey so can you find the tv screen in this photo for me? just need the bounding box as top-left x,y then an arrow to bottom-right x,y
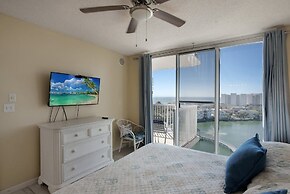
48,72 -> 100,107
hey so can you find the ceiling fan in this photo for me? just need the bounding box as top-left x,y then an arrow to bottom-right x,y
80,0 -> 185,33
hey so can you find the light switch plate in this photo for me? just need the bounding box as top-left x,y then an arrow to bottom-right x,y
4,103 -> 15,112
9,93 -> 16,102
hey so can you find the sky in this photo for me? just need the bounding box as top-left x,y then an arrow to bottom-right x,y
50,72 -> 100,93
152,42 -> 263,98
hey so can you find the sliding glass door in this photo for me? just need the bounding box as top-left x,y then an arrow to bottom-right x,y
219,42 -> 263,150
152,55 -> 176,145
178,50 -> 217,150
151,41 -> 263,155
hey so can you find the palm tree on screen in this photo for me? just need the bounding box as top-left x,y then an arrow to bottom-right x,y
83,78 -> 99,103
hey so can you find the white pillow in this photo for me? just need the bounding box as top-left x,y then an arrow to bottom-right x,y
121,124 -> 132,136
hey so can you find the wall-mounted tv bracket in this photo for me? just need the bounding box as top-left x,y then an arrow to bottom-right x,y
49,105 -> 82,122
49,106 -> 68,122
75,75 -> 88,78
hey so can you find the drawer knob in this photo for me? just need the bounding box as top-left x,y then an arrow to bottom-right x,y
71,167 -> 75,171
101,155 -> 104,158
74,134 -> 78,137
101,140 -> 104,144
99,128 -> 102,132
71,149 -> 76,153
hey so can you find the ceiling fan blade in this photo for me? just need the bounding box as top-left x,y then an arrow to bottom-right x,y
153,8 -> 185,27
154,0 -> 170,4
80,5 -> 130,13
127,18 -> 138,33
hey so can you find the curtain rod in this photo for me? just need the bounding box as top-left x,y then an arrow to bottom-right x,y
148,33 -> 263,58
147,28 -> 289,58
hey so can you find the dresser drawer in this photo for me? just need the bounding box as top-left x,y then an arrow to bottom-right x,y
63,148 -> 110,182
63,133 -> 110,163
88,125 -> 110,137
38,117 -> 113,191
62,128 -> 89,144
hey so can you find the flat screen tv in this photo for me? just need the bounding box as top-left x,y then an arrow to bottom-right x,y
48,72 -> 100,107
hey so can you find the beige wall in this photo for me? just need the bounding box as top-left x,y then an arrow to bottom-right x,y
0,13 -> 130,190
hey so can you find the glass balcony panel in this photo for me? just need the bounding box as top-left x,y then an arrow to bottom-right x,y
219,42 -> 263,151
152,55 -> 176,145
179,50 -> 218,153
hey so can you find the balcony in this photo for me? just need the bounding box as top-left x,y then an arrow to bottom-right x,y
152,103 -> 234,156
153,104 -> 198,146
153,104 -> 175,145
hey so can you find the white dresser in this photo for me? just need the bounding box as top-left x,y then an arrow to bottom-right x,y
38,117 -> 114,193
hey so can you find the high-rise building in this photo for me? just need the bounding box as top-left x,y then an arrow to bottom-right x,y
226,95 -> 231,105
221,94 -> 226,104
230,93 -> 237,106
221,93 -> 262,106
253,93 -> 262,105
240,94 -> 247,106
246,94 -> 253,105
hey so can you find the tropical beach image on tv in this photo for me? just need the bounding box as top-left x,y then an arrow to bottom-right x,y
49,72 -> 100,106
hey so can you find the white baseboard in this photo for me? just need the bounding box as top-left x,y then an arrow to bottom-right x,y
0,178 -> 37,194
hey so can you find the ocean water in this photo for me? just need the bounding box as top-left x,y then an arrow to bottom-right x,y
191,121 -> 263,155
50,94 -> 97,106
197,120 -> 263,149
153,97 -> 214,104
192,139 -> 233,156
154,97 -> 263,154
153,97 -> 175,104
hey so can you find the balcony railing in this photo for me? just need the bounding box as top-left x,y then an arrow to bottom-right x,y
153,104 -> 175,144
153,104 -> 198,146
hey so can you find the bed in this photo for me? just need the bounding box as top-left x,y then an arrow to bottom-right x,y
54,142 -> 290,194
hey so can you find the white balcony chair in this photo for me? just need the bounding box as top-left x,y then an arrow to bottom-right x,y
116,119 -> 145,152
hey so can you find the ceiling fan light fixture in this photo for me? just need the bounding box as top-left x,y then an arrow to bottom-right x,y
130,6 -> 153,22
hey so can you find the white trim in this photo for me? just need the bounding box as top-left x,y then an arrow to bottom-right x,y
0,178 -> 37,194
175,54 -> 180,146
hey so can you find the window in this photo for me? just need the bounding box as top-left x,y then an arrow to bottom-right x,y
219,42 -> 263,149
151,41 -> 264,155
152,55 -> 176,145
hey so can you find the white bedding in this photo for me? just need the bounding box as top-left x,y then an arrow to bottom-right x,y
54,142 -> 290,194
245,142 -> 290,193
55,143 -> 228,194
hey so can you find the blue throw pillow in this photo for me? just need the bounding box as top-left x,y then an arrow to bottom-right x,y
224,134 -> 267,193
262,189 -> 288,194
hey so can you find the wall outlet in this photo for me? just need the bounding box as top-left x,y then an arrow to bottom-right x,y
9,93 -> 16,102
4,103 -> 15,112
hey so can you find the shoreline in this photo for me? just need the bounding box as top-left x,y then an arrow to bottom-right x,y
50,94 -> 98,106
198,119 -> 262,123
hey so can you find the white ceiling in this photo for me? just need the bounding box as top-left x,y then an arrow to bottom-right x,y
0,0 -> 290,56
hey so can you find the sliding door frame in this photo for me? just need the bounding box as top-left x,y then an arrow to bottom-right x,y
177,48 -> 218,152
214,48 -> 220,154
151,36 -> 263,154
174,54 -> 180,146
